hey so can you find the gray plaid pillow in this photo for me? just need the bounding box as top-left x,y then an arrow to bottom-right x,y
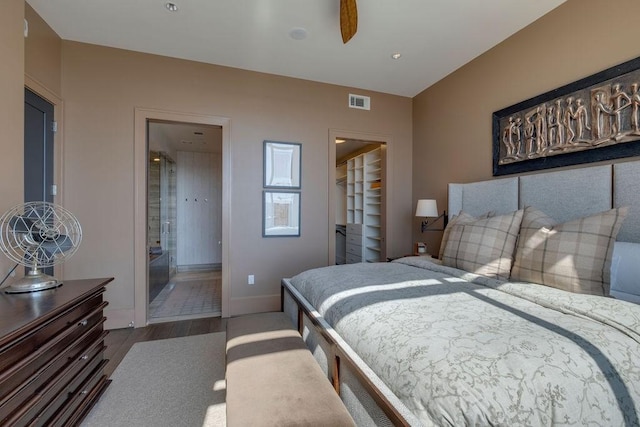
442,209 -> 523,280
438,211 -> 495,259
511,206 -> 628,296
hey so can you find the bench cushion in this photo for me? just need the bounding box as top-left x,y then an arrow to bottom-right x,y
226,312 -> 355,427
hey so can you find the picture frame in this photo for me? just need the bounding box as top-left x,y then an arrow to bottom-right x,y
493,55 -> 640,176
262,190 -> 301,237
263,141 -> 301,189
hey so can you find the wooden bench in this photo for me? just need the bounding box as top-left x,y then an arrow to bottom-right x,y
225,312 -> 355,427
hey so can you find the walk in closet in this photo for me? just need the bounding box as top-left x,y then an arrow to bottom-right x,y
345,146 -> 384,263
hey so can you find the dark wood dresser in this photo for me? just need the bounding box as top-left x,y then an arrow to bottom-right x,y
0,278 -> 113,426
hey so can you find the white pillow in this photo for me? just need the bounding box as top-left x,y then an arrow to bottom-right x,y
610,242 -> 640,303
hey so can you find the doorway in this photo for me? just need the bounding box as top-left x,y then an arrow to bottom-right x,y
134,108 -> 230,328
24,88 -> 55,276
328,130 -> 388,265
24,88 -> 54,204
147,120 -> 223,322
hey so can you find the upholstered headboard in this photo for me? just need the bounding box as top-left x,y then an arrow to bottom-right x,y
448,159 -> 640,302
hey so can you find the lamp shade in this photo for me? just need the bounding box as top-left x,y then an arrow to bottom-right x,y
415,199 -> 438,217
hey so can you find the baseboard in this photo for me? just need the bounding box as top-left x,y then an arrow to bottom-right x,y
229,294 -> 281,316
104,308 -> 135,330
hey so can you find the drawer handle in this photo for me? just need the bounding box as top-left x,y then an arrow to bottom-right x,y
79,319 -> 88,327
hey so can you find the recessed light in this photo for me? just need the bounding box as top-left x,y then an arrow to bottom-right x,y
289,27 -> 308,41
165,2 -> 178,12
391,53 -> 402,60
336,139 -> 346,144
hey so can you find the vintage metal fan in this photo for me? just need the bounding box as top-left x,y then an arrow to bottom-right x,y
0,201 -> 82,293
340,0 -> 358,43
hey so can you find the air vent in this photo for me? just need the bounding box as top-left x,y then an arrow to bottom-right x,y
349,94 -> 370,110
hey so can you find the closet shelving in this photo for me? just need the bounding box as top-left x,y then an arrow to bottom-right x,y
346,146 -> 383,263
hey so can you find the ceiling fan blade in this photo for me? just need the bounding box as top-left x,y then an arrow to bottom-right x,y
340,0 -> 358,44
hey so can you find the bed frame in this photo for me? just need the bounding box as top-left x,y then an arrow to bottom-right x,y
282,159 -> 640,426
281,280 -> 420,426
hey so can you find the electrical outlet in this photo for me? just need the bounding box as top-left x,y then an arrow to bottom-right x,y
248,275 -> 255,285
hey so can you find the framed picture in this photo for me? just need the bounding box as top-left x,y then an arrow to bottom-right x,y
493,55 -> 640,176
263,141 -> 301,189
263,191 -> 301,237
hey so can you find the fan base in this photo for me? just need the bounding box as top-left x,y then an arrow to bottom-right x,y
3,275 -> 61,294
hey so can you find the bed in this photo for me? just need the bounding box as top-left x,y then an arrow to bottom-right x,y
281,161 -> 640,426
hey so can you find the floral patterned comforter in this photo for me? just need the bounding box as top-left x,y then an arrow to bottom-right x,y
289,257 -> 640,426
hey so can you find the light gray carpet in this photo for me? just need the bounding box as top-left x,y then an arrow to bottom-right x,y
82,332 -> 226,427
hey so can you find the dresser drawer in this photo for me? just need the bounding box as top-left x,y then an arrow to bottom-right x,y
0,319 -> 106,421
7,341 -> 106,426
346,242 -> 363,256
49,363 -> 109,427
346,223 -> 362,235
0,299 -> 107,406
0,293 -> 104,376
346,233 -> 364,245
0,279 -> 113,427
346,253 -> 362,264
32,352 -> 107,427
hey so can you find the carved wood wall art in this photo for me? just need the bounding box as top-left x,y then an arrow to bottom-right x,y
493,56 -> 640,176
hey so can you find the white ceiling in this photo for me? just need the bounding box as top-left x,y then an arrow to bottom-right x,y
149,121 -> 222,156
26,0 -> 565,97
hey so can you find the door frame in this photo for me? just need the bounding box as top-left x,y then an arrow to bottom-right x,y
328,129 -> 391,265
134,108 -> 231,327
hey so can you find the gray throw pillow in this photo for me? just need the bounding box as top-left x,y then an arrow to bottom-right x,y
511,206 -> 628,296
442,209 -> 523,280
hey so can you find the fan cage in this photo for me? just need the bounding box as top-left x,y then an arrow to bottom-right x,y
0,201 -> 82,270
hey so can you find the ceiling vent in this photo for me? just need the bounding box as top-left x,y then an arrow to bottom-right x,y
349,94 -> 370,110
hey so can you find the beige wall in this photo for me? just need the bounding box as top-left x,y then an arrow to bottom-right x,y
60,41 -> 413,322
0,0 -> 25,280
412,0 -> 640,253
24,2 -> 61,96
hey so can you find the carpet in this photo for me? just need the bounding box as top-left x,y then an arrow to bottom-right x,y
82,332 -> 226,427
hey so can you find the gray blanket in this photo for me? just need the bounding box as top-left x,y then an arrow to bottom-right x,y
290,257 -> 640,426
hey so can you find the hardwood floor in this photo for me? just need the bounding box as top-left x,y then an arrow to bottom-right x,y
103,317 -> 227,377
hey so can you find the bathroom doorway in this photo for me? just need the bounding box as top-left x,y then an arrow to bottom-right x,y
147,120 -> 223,322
